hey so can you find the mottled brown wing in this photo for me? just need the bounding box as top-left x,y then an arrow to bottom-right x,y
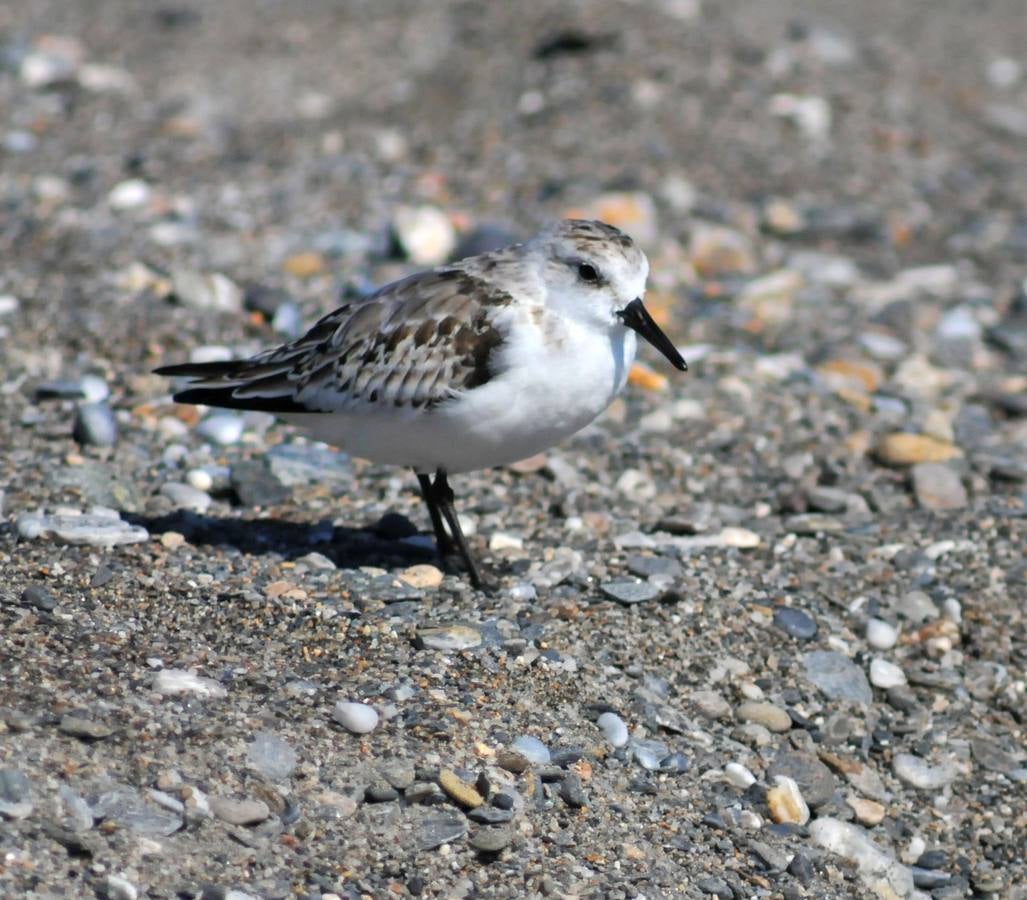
158,268 -> 510,414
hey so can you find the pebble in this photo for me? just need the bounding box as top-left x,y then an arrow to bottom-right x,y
811,818 -> 914,897
689,223 -> 755,276
438,770 -> 484,808
153,669 -> 227,698
510,736 -> 551,766
210,797 -> 270,826
559,774 -> 588,808
59,714 -> 113,740
17,510 -> 149,547
332,701 -> 379,734
21,585 -> 56,612
185,468 -> 214,492
847,795 -> 886,826
230,460 -> 290,507
736,701 -> 791,733
911,463 -> 968,510
108,179 -> 151,210
766,776 -> 810,825
470,826 -> 513,853
0,769 -> 34,820
768,752 -> 837,807
894,590 -> 938,623
197,413 -> 245,445
865,618 -> 898,650
869,658 -> 907,689
266,443 -> 352,487
597,712 -> 629,747
247,732 -> 297,781
631,739 -> 669,770
160,481 -> 212,513
73,403 -> 118,447
599,579 -> 662,604
803,650 -> 873,705
876,433 -> 962,466
892,753 -> 959,790
416,625 -> 483,652
773,607 -> 818,640
690,690 -> 731,720
468,805 -> 513,825
724,762 -> 756,789
415,815 -> 466,851
171,269 -> 243,313
103,876 -> 138,900
399,564 -> 444,589
392,206 -> 456,265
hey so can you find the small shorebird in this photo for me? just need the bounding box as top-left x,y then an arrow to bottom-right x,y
156,219 -> 686,588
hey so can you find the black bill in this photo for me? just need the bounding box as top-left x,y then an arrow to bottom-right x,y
617,298 -> 688,371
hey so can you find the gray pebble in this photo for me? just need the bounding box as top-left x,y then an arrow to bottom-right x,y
468,805 -> 513,824
247,732 -> 297,781
416,625 -> 483,652
73,402 -> 118,447
365,783 -> 400,803
773,607 -> 818,640
21,585 -> 56,611
912,867 -> 951,889
470,825 -> 513,853
0,769 -> 34,820
230,459 -> 290,507
160,481 -> 212,513
631,739 -> 669,771
209,796 -> 271,826
558,774 -> 587,808
59,714 -> 113,740
911,463 -> 968,510
625,555 -> 682,579
415,815 -> 466,850
599,579 -> 662,604
736,701 -> 791,733
803,650 -> 872,704
768,752 -> 837,807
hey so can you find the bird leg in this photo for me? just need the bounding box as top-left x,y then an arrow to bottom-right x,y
416,469 -> 483,589
416,471 -> 454,558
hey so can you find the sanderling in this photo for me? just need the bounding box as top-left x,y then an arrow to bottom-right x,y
156,219 -> 686,588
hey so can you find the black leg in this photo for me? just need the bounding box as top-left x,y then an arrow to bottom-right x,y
432,470 -> 484,590
416,471 -> 454,557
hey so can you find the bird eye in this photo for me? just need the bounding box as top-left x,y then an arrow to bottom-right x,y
577,263 -> 601,284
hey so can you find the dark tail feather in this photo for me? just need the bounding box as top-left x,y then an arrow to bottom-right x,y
171,386 -> 307,413
153,360 -> 246,378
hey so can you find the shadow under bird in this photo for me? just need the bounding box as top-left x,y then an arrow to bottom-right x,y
156,218 -> 687,588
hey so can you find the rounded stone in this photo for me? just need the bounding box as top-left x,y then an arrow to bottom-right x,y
332,701 -> 379,734
869,658 -> 907,689
773,607 -> 818,640
866,618 -> 899,650
210,796 -> 270,826
597,712 -> 629,747
510,735 -> 550,766
438,769 -> 484,808
470,826 -> 513,853
73,403 -> 118,447
736,701 -> 792,733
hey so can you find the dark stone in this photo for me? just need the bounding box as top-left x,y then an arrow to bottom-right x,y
916,850 -> 948,870
21,585 -> 56,611
912,867 -> 951,889
364,783 -> 399,803
244,284 -> 294,318
788,852 -> 815,884
468,805 -> 513,825
558,774 -> 587,808
625,555 -> 682,579
371,512 -> 419,540
773,607 -> 818,640
767,751 -> 837,807
230,460 -> 290,507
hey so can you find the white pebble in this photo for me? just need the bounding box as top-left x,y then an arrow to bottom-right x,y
392,205 -> 456,265
160,481 -> 212,513
186,468 -> 214,492
869,658 -> 907,689
79,374 -> 110,402
333,701 -> 379,734
597,711 -> 629,748
104,875 -> 138,900
865,617 -> 898,650
724,762 -> 756,789
810,818 -> 913,897
892,753 -> 959,790
197,413 -> 244,445
108,178 -> 151,210
0,295 -> 21,316
153,669 -> 227,698
489,532 -> 524,551
942,597 -> 962,624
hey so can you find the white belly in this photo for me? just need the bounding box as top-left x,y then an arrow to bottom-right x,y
281,323 -> 636,474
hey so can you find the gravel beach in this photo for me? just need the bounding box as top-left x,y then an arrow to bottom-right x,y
1,1 -> 1025,897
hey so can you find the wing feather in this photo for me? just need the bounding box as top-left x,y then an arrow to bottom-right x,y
155,265 -> 515,414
